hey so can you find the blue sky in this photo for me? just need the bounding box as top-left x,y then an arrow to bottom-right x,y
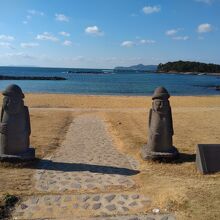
0,0 -> 219,68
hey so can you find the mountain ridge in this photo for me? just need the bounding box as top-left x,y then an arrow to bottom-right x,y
114,64 -> 158,71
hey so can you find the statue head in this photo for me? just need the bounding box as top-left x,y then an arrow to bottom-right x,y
2,84 -> 25,114
152,87 -> 170,113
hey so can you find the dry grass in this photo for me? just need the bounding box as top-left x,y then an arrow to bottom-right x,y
30,110 -> 73,158
0,110 -> 73,200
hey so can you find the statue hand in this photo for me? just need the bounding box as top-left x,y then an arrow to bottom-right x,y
0,123 -> 7,134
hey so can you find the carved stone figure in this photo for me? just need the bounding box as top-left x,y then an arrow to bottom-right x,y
0,84 -> 35,160
141,87 -> 179,160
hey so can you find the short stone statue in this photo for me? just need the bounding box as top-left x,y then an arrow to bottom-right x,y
0,84 -> 35,160
141,87 -> 179,160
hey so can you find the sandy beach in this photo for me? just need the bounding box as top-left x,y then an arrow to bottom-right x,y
0,94 -> 220,219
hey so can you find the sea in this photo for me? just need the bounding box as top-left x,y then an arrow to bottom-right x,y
0,66 -> 220,96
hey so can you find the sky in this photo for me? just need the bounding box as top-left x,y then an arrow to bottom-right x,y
0,0 -> 219,68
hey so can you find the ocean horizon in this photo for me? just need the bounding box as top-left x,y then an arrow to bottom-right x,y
0,66 -> 220,96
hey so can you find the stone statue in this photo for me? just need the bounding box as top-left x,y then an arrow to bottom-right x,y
0,84 -> 35,160
141,87 -> 179,160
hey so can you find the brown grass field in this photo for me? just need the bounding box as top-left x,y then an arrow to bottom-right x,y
0,94 -> 220,219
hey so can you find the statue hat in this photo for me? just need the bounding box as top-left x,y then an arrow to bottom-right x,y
152,86 -> 170,100
2,84 -> 25,99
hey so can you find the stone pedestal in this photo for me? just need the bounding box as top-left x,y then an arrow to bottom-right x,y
0,148 -> 35,161
141,145 -> 179,160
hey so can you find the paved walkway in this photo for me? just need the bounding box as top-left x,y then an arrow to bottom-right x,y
12,114 -> 174,220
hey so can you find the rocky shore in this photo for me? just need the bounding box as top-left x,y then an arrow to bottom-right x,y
193,84 -> 220,91
0,75 -> 66,80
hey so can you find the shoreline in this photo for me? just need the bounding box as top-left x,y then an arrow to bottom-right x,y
1,92 -> 220,97
156,71 -> 220,76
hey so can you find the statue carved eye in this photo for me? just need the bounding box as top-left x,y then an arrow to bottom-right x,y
9,97 -> 20,104
3,97 -> 9,105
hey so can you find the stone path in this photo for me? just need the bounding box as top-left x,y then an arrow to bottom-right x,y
13,114 -> 175,220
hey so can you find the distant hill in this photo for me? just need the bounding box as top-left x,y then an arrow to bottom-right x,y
158,61 -> 220,73
114,64 -> 158,71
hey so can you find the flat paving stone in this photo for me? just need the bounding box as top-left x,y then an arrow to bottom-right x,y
92,203 -> 101,210
105,204 -> 117,211
93,195 -> 101,201
105,194 -> 116,202
83,203 -> 90,209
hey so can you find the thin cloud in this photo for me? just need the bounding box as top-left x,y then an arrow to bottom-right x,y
121,39 -> 156,47
26,15 -> 32,20
36,32 -> 58,42
59,31 -> 70,37
166,28 -> 189,40
142,5 -> 161,14
121,41 -> 135,47
20,42 -> 39,48
28,9 -> 44,16
0,35 -> 15,41
55,14 -> 69,22
197,23 -> 213,33
166,29 -> 179,36
85,26 -> 104,36
6,52 -> 35,59
0,42 -> 14,49
139,39 -> 156,44
63,40 -> 72,46
172,36 -> 189,41
195,0 -> 214,4
23,9 -> 44,25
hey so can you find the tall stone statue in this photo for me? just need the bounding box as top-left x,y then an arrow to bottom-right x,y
0,84 -> 35,160
141,87 -> 179,160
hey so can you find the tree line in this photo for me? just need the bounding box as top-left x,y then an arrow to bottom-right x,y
157,61 -> 220,73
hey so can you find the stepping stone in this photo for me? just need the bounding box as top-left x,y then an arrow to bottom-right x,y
93,195 -> 100,201
106,204 -> 117,211
83,203 -> 90,209
131,195 -> 139,199
93,203 -> 101,210
105,194 -> 116,202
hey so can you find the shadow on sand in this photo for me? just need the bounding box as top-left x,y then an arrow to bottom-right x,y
174,153 -> 196,163
30,159 -> 140,176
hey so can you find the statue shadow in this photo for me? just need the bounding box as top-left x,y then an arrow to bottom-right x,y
174,153 -> 196,164
167,153 -> 196,164
29,159 -> 140,176
155,153 -> 196,164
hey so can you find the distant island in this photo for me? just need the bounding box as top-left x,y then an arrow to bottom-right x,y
158,61 -> 220,74
114,64 -> 158,72
0,75 -> 66,80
